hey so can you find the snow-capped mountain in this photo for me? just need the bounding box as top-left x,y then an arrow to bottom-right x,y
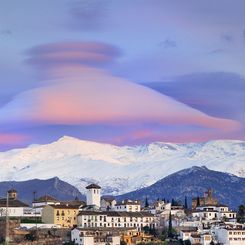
0,136 -> 244,195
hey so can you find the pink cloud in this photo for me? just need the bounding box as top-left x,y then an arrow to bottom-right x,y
26,42 -> 121,68
1,67 -> 240,131
0,41 -> 241,145
0,133 -> 29,145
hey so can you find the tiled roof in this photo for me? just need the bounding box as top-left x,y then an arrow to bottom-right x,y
33,195 -> 60,203
0,198 -> 29,207
60,200 -> 85,206
86,184 -> 101,189
49,204 -> 81,209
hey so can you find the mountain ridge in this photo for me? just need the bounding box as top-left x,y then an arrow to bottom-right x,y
0,136 -> 244,195
0,177 -> 85,205
117,166 -> 245,209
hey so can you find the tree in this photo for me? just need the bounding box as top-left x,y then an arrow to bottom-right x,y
143,225 -> 150,233
237,205 -> 245,223
184,240 -> 191,245
145,197 -> 149,208
184,196 -> 188,210
168,211 -> 173,238
171,198 -> 175,206
196,196 -> 200,207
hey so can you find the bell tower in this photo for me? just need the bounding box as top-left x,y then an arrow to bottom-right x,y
8,189 -> 17,200
86,184 -> 101,207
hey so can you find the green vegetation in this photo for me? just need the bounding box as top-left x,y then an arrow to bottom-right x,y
21,218 -> 43,223
237,205 -> 245,223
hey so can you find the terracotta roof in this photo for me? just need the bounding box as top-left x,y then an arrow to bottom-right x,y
49,204 -> 80,209
0,198 -> 29,207
60,200 -> 86,206
180,227 -> 198,232
86,184 -> 101,189
33,195 -> 60,203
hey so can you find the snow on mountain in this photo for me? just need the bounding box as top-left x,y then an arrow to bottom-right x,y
0,136 -> 244,195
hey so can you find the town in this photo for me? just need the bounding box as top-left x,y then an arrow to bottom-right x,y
0,184 -> 244,245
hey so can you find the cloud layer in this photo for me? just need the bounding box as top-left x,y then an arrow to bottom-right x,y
0,41 -> 241,148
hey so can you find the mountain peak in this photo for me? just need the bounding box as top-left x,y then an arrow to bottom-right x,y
57,135 -> 82,142
0,137 -> 244,197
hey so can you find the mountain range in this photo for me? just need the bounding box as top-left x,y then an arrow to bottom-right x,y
0,136 -> 244,195
118,166 -> 245,209
0,177 -> 85,205
0,167 -> 243,209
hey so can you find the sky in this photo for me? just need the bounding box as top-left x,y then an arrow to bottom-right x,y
0,0 -> 245,150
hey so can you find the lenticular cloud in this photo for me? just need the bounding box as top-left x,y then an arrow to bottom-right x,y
0,41 -> 241,143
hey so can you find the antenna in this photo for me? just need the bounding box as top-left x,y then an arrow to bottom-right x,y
5,190 -> 9,245
33,190 -> 38,242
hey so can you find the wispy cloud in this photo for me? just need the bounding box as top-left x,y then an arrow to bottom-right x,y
68,0 -> 109,30
221,33 -> 233,43
0,29 -> 12,37
158,38 -> 177,48
208,48 -> 225,55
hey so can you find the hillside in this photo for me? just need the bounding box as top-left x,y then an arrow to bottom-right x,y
0,177 -> 85,205
118,166 -> 245,209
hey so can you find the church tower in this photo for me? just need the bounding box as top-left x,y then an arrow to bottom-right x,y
8,189 -> 17,200
86,183 -> 101,207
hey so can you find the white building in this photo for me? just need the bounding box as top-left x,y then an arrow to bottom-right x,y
32,194 -> 60,207
0,189 -> 29,217
77,210 -> 155,230
71,228 -> 120,245
179,227 -> 198,241
213,227 -> 245,245
31,194 -> 61,217
114,200 -> 141,212
86,184 -> 101,208
101,197 -> 116,211
192,204 -> 236,221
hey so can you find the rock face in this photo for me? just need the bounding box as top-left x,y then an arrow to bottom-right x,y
0,177 -> 85,204
0,136 -> 244,195
117,166 -> 245,209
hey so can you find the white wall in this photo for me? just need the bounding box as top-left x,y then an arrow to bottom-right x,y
114,204 -> 140,212
0,207 -> 24,217
86,188 -> 101,207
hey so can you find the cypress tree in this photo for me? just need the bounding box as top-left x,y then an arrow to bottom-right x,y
171,198 -> 175,206
145,197 -> 149,208
184,196 -> 188,210
196,196 -> 200,207
168,211 -> 173,238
